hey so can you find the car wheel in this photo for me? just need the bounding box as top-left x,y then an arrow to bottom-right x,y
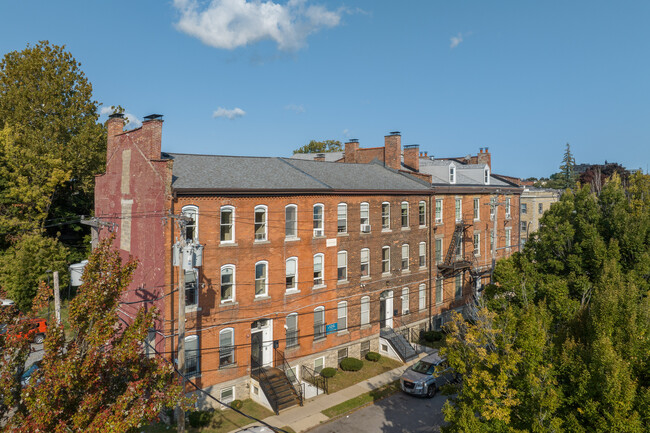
426,384 -> 436,398
33,334 -> 44,344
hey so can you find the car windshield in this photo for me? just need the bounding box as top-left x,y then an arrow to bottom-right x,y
411,361 -> 435,374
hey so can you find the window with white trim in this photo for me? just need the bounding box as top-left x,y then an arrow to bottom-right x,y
285,205 -> 297,238
360,248 -> 370,278
419,284 -> 426,311
313,204 -> 324,237
401,288 -> 409,315
382,246 -> 390,274
185,269 -> 198,308
401,202 -> 409,227
313,254 -> 324,287
286,313 -> 298,348
473,198 -> 480,220
255,261 -> 268,297
219,329 -> 234,367
455,198 -> 462,222
419,201 -> 426,226
401,244 -> 409,271
314,356 -> 324,373
484,167 -> 490,184
449,165 -> 456,184
435,238 -> 443,264
381,202 -> 390,229
506,227 -> 512,252
182,205 -> 198,243
436,278 -> 443,304
185,335 -> 200,376
435,199 -> 443,223
337,203 -> 347,233
286,257 -> 297,292
360,202 -> 369,230
314,307 -> 325,340
360,296 -> 370,326
337,251 -> 347,282
337,301 -> 348,332
254,205 -> 267,241
419,242 -> 426,267
220,206 -> 234,243
220,387 -> 234,405
473,233 -> 480,257
221,265 -> 235,302
505,197 -> 511,219
521,203 -> 527,214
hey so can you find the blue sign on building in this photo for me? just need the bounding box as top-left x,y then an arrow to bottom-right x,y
325,323 -> 338,335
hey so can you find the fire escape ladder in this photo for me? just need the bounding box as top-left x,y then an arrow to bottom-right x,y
443,223 -> 465,266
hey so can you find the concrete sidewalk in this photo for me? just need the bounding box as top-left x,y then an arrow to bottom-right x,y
236,352 -> 428,433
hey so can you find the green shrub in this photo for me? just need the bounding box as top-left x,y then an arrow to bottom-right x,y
321,367 -> 337,378
188,410 -> 213,428
340,357 -> 363,371
365,351 -> 381,362
231,399 -> 244,410
422,330 -> 444,342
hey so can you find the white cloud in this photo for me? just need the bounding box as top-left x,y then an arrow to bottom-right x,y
99,106 -> 142,130
285,104 -> 305,113
450,33 -> 463,49
342,128 -> 350,138
213,107 -> 246,119
173,0 -> 342,51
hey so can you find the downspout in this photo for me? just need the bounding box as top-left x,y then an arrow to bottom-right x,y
170,195 -> 176,366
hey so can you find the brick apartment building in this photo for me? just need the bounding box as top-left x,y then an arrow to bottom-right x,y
95,115 -> 521,411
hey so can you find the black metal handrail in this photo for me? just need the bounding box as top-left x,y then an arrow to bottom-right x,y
251,357 -> 280,414
274,349 -> 303,406
392,316 -> 417,354
301,364 -> 328,395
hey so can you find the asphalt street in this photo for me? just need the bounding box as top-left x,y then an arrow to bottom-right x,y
308,389 -> 449,433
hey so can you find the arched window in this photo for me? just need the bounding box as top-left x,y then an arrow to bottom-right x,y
285,204 -> 297,238
286,257 -> 298,292
286,313 -> 298,348
185,335 -> 200,376
337,301 -> 348,332
402,288 -> 410,315
220,205 -> 235,243
220,265 -> 235,303
418,201 -> 426,226
419,284 -> 426,311
360,248 -> 370,277
381,202 -> 391,229
360,202 -> 370,232
401,202 -> 409,227
219,328 -> 234,367
313,204 -> 324,237
382,246 -> 391,274
401,244 -> 409,271
337,203 -> 347,234
419,242 -> 426,268
314,307 -> 325,340
181,205 -> 198,242
254,205 -> 267,241
337,250 -> 347,281
313,254 -> 324,287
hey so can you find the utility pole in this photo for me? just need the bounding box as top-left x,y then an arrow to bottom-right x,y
53,271 -> 61,325
488,191 -> 503,284
81,217 -> 116,250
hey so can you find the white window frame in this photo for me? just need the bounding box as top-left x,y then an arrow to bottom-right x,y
337,203 -> 347,234
436,278 -> 443,304
418,201 -> 426,227
401,202 -> 409,228
286,257 -> 298,292
337,301 -> 348,332
220,265 -> 235,303
381,246 -> 391,274
401,288 -> 409,315
435,238 -> 443,264
314,307 -> 325,340
337,250 -> 348,282
314,356 -> 325,373
285,204 -> 298,239
401,244 -> 410,271
473,198 -> 480,221
381,202 -> 391,230
419,284 -> 426,311
313,204 -> 324,237
360,202 -> 370,230
505,197 -> 511,219
360,248 -> 370,278
185,334 -> 200,376
435,199 -> 443,224
484,167 -> 490,184
313,253 -> 324,287
220,387 -> 235,405
182,205 -> 199,243
419,242 -> 426,268
473,233 -> 480,257
449,164 -> 456,184
521,203 -> 528,214
286,313 -> 298,348
255,261 -> 268,297
360,296 -> 370,326
219,328 -> 234,367
220,205 -> 235,244
506,227 -> 512,252
455,198 -> 462,222
254,205 -> 267,241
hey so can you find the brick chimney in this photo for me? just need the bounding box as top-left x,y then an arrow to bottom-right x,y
345,139 -> 359,163
106,113 -> 125,163
384,132 -> 401,170
478,147 -> 491,169
139,114 -> 164,160
403,144 -> 420,172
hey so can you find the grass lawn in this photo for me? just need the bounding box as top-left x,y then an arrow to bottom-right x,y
142,399 -> 275,433
325,356 -> 402,394
321,380 -> 400,418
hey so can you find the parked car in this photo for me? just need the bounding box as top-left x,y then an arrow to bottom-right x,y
399,352 -> 456,398
0,318 -> 47,344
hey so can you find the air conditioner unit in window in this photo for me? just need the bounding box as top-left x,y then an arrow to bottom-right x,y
314,228 -> 324,237
361,224 -> 371,233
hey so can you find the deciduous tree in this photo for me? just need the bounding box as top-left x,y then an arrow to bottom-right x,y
293,139 -> 342,154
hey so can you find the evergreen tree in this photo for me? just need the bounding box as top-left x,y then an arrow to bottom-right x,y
559,143 -> 577,189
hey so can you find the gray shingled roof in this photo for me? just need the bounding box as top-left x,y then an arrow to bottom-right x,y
163,153 -> 431,191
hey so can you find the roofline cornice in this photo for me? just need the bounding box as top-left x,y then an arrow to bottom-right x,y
173,187 -> 434,197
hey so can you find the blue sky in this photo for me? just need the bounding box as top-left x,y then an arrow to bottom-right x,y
1,0 -> 648,178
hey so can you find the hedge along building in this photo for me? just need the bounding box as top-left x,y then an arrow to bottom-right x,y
96,114 -> 444,412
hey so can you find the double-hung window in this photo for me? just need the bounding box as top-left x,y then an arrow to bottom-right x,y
419,284 -> 426,311
473,198 -> 480,220
219,329 -> 234,367
455,198 -> 462,222
314,307 -> 325,340
182,205 -> 198,243
506,227 -> 512,252
337,203 -> 347,233
401,202 -> 409,227
285,205 -> 297,238
521,203 -> 528,214
473,233 -> 480,256
337,251 -> 347,282
313,204 -> 324,237
360,296 -> 370,326
337,301 -> 347,332
505,197 -> 511,219
185,335 -> 200,376
381,202 -> 390,229
185,269 -> 198,308
401,244 -> 409,271
286,258 -> 297,292
313,254 -> 324,287
286,314 -> 298,348
402,288 -> 409,315
220,206 -> 234,243
360,248 -> 370,278
435,238 -> 443,264
360,202 -> 370,232
419,242 -> 426,267
436,278 -> 443,304
221,265 -> 234,302
254,206 -> 267,241
255,261 -> 268,297
382,246 -> 391,274
435,199 -> 443,223
419,201 -> 426,226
